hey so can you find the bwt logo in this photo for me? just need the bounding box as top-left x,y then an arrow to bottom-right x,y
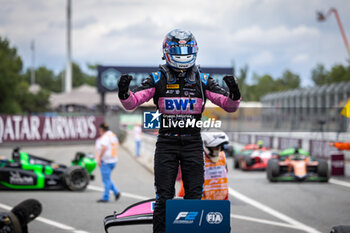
143,111 -> 161,129
165,99 -> 196,111
173,211 -> 198,224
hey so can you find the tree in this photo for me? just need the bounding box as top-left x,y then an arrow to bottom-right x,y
0,36 -> 50,114
16,82 -> 50,113
250,74 -> 278,101
242,70 -> 300,101
72,62 -> 86,87
311,63 -> 350,86
311,64 -> 329,85
24,66 -> 62,92
237,65 -> 249,100
58,62 -> 96,88
328,64 -> 350,83
85,63 -> 98,86
276,70 -> 300,91
0,36 -> 23,113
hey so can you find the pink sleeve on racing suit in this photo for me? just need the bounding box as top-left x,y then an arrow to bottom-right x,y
120,88 -> 155,110
205,90 -> 241,112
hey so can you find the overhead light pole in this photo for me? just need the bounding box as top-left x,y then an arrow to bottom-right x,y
65,0 -> 72,93
30,40 -> 35,85
317,7 -> 350,59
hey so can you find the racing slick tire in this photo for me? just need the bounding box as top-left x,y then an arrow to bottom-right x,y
225,145 -> 234,158
317,159 -> 329,182
244,156 -> 253,167
330,225 -> 350,233
64,166 -> 89,191
267,159 -> 280,182
233,155 -> 240,169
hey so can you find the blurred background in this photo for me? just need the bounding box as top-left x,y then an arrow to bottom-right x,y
1,1 -> 350,233
1,0 -> 350,144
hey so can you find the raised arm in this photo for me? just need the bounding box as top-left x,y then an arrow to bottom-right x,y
205,75 -> 241,112
118,74 -> 156,110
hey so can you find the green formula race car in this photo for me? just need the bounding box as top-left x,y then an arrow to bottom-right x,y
0,148 -> 97,191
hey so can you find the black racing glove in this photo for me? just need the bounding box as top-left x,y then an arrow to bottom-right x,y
118,74 -> 133,100
223,75 -> 241,100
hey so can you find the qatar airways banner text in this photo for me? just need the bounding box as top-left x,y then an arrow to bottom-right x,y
0,115 -> 104,143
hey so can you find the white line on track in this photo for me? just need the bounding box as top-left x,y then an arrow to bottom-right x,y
229,187 -> 321,233
329,178 -> 350,188
88,185 -> 151,200
230,214 -> 304,230
0,203 -> 89,233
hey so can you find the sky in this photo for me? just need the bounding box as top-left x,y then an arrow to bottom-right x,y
1,0 -> 350,86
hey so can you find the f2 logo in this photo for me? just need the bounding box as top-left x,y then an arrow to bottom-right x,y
174,212 -> 198,221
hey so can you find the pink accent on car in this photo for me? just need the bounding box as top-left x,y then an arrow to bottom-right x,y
120,88 -> 155,110
205,90 -> 240,112
117,201 -> 155,219
158,97 -> 203,114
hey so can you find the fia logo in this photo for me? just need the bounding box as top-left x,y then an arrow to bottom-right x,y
143,110 -> 161,129
206,212 -> 223,224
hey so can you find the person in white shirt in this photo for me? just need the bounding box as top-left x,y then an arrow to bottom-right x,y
95,123 -> 121,203
133,124 -> 142,157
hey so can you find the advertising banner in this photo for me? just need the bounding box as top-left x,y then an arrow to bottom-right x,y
0,115 -> 104,143
330,152 -> 345,176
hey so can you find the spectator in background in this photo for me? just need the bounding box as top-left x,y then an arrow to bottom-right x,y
95,123 -> 121,203
133,123 -> 142,157
330,142 -> 350,150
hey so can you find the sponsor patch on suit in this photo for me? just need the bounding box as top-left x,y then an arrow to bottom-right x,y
167,84 -> 180,89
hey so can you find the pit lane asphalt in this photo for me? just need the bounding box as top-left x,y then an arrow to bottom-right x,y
0,145 -> 349,233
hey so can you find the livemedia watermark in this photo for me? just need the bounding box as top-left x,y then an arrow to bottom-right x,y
143,111 -> 222,129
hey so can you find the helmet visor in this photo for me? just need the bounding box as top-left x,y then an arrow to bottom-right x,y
166,46 -> 198,55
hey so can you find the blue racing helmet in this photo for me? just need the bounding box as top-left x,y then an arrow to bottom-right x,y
162,29 -> 198,70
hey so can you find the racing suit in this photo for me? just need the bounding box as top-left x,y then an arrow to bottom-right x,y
119,64 -> 240,233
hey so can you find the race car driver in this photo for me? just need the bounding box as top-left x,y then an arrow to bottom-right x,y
118,29 -> 241,233
178,130 -> 229,200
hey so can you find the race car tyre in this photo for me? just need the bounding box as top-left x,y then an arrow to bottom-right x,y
8,212 -> 23,233
64,166 -> 89,191
330,225 -> 350,233
267,159 -> 280,182
317,159 -> 329,181
225,145 -> 234,158
233,155 -> 240,169
244,156 -> 253,167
